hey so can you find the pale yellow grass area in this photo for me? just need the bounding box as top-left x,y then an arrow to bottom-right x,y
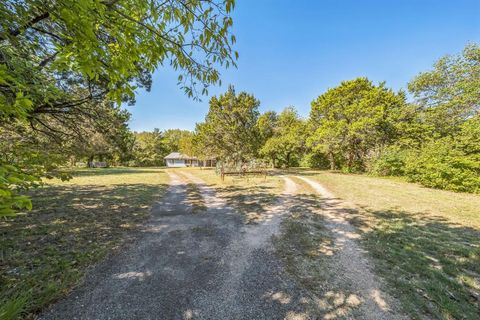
173,167 -> 284,192
172,167 -> 285,223
300,171 -> 480,229
47,167 -> 169,186
290,170 -> 480,318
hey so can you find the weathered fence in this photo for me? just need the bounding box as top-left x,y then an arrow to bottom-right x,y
216,160 -> 269,181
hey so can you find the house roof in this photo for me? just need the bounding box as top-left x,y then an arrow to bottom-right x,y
164,152 -> 196,160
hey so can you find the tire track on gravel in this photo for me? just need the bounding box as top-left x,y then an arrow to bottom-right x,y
178,172 -> 313,320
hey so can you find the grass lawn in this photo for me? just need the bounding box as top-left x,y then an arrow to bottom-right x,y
174,168 -> 285,223
0,167 -> 169,320
295,170 -> 480,319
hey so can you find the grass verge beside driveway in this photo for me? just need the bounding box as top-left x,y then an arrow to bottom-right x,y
0,168 -> 169,319
175,168 -> 284,223
296,170 -> 480,319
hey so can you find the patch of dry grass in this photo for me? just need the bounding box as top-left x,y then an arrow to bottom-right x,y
175,168 -> 284,223
184,182 -> 208,213
273,180 -> 366,318
0,167 -> 169,319
303,170 -> 480,229
293,170 -> 480,319
274,192 -> 334,292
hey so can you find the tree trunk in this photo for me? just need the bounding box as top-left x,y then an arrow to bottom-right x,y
328,151 -> 336,170
347,150 -> 354,171
87,155 -> 94,168
69,156 -> 76,167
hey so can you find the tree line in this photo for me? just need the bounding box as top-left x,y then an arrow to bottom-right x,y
183,44 -> 479,193
1,0 -> 477,216
82,43 -> 479,195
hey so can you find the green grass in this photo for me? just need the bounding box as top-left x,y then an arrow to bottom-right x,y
296,170 -> 480,319
175,168 -> 284,223
302,170 -> 480,229
0,167 -> 169,319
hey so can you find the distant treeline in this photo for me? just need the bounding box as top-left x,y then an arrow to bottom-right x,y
11,43 -> 480,195
153,44 -> 478,193
2,42 -> 479,217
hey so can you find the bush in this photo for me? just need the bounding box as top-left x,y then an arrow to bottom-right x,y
368,146 -> 408,176
301,152 -> 330,169
405,139 -> 480,193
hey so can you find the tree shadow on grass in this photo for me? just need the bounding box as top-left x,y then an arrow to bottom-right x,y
216,185 -> 278,224
273,191 -> 377,319
350,208 -> 480,319
184,183 -> 208,213
0,182 -> 168,319
273,189 -> 480,319
196,179 -> 368,318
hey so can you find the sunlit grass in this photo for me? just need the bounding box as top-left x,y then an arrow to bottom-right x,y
274,191 -> 334,292
52,167 -> 168,185
294,170 -> 480,319
0,167 -> 169,319
175,167 -> 284,223
185,182 -> 208,213
303,170 -> 480,229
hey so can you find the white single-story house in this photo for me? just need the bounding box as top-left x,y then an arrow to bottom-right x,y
164,152 -> 216,167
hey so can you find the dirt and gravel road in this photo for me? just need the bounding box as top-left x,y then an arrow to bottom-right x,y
40,172 -> 311,320
40,171 -> 405,320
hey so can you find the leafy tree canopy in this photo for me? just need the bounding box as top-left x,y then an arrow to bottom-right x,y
0,0 -> 238,216
163,129 -> 194,153
260,107 -> 305,168
309,77 -> 407,171
368,44 -> 480,192
408,43 -> 480,136
132,129 -> 168,166
256,110 -> 278,145
1,0 -> 237,121
195,86 -> 261,161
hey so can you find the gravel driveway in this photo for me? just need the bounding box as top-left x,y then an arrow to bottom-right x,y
40,172 -> 311,320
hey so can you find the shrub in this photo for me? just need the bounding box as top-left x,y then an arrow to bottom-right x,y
301,152 -> 330,169
405,138 -> 480,193
368,146 -> 408,176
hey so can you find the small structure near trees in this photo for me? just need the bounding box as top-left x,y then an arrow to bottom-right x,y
90,162 -> 108,168
164,152 -> 216,167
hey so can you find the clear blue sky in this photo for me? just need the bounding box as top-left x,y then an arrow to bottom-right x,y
126,0 -> 480,132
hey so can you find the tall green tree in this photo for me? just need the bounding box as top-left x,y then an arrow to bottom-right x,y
66,102 -> 134,166
177,131 -> 198,158
256,111 -> 278,146
368,44 -> 480,193
260,107 -> 305,167
132,129 -> 168,166
408,43 -> 480,137
163,129 -> 193,154
309,78 -> 407,171
195,86 -> 261,162
392,44 -> 480,192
